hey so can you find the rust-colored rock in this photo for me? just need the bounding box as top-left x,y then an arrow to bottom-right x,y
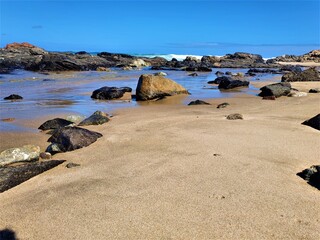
136,74 -> 189,101
5,42 -> 36,49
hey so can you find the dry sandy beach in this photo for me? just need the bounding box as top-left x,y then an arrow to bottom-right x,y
0,82 -> 320,239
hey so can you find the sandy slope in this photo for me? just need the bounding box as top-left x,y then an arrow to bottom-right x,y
0,84 -> 320,239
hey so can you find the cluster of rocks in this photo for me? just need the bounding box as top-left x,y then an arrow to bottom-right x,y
2,42 -> 318,73
266,50 -> 320,64
0,110 -> 111,192
0,42 -> 167,72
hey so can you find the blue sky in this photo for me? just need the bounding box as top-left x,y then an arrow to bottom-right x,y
0,0 -> 319,57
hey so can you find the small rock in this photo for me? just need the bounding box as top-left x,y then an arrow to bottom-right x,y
188,100 -> 210,105
91,86 -> 132,100
4,94 -> 23,100
78,111 -> 110,126
66,162 -> 81,168
66,115 -> 85,123
215,71 -> 224,76
188,73 -> 198,77
154,72 -> 167,76
309,88 -> 320,93
0,118 -> 15,122
0,145 -> 41,167
46,143 -> 62,154
226,113 -> 243,120
217,102 -> 230,108
96,66 -> 110,71
40,152 -> 52,159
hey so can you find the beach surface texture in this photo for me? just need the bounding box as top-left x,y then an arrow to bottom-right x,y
0,80 -> 319,239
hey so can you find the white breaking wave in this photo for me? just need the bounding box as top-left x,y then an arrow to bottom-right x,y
132,54 -> 211,61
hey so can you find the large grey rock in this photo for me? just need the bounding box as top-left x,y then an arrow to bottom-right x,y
136,74 -> 189,101
78,111 -> 110,126
302,114 -> 320,131
259,82 -> 291,98
38,118 -> 74,130
297,165 -> 320,190
0,145 -> 40,167
0,160 -> 65,193
47,127 -> 103,153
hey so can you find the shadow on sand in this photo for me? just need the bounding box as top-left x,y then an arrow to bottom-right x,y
0,228 -> 18,240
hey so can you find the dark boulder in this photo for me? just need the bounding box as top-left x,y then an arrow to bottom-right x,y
247,68 -> 280,74
4,94 -> 23,100
38,118 -> 74,130
281,67 -> 320,82
279,65 -> 302,73
208,76 -> 230,84
0,160 -> 65,193
91,86 -> 132,100
218,78 -> 249,89
188,100 -> 210,105
78,111 -> 110,126
297,165 -> 320,190
302,114 -> 320,131
259,82 -> 291,98
185,66 -> 212,72
47,126 -> 102,153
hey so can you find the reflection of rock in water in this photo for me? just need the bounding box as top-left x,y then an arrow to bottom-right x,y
46,87 -> 74,94
37,99 -> 76,106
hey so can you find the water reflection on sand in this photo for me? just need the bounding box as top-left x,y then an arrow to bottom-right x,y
0,68 -> 280,131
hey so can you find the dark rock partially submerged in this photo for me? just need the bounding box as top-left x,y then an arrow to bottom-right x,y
38,118 -> 74,130
218,78 -> 249,90
91,86 -> 132,100
302,114 -> 320,131
217,102 -> 230,108
4,94 -> 23,100
47,127 -> 103,153
188,100 -> 211,105
0,160 -> 65,193
259,82 -> 291,98
297,165 -> 320,190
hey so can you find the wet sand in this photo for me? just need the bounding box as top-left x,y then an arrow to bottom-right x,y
0,81 -> 320,239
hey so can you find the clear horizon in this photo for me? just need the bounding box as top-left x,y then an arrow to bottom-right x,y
1,0 -> 319,57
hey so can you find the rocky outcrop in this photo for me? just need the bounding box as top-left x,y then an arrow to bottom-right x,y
188,100 -> 210,105
38,118 -> 74,131
78,111 -> 110,126
47,127 -> 102,153
136,74 -> 189,101
0,160 -> 65,193
267,49 -> 320,64
281,67 -> 320,82
297,165 -> 320,190
302,114 -> 320,131
0,145 -> 40,167
91,86 -> 132,100
3,94 -> 23,100
259,82 -> 291,98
